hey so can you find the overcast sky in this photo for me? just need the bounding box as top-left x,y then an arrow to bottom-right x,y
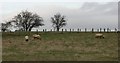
0,0 -> 118,31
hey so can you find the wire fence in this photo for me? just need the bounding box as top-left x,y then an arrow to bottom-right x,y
35,28 -> 118,33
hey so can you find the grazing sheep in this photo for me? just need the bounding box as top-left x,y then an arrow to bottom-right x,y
33,34 -> 41,40
95,33 -> 104,38
25,35 -> 29,41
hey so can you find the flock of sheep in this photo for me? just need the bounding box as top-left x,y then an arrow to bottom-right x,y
25,33 -> 104,42
25,34 -> 41,41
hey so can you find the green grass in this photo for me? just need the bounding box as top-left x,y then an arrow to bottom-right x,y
2,32 -> 118,61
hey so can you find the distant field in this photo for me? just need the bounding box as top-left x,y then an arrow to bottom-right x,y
2,32 -> 118,61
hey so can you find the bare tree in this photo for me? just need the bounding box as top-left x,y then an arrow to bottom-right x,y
51,13 -> 67,31
1,22 -> 12,32
12,10 -> 44,31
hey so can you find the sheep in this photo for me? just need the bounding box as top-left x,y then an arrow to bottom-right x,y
33,34 -> 41,40
95,33 -> 104,38
25,35 -> 29,41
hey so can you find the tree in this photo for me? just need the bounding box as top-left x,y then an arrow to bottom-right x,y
51,13 -> 67,31
12,10 -> 44,31
1,22 -> 12,32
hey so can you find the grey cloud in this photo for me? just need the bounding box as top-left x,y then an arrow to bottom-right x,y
38,2 -> 118,30
1,2 -> 118,31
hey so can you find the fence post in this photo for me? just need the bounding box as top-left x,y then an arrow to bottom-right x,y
62,29 -> 63,33
80,29 -> 81,32
70,29 -> 71,33
107,28 -> 109,32
50,29 -> 52,32
51,29 -> 52,32
45,29 -> 47,32
43,29 -> 44,32
85,28 -> 87,32
100,28 -> 102,32
36,30 -> 38,34
77,28 -> 79,32
115,28 -> 117,32
104,28 -> 106,32
92,28 -> 94,32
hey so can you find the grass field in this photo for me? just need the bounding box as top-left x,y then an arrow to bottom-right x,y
2,32 -> 118,61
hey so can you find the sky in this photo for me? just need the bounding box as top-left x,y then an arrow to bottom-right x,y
0,0 -> 119,31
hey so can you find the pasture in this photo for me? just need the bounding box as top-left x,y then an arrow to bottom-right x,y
2,32 -> 118,61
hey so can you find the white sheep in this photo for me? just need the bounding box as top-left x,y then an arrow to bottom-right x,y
95,33 -> 104,38
25,35 -> 29,41
33,34 -> 41,40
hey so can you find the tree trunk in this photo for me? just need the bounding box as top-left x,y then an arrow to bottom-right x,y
57,27 -> 59,32
28,25 -> 34,31
29,28 -> 32,31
